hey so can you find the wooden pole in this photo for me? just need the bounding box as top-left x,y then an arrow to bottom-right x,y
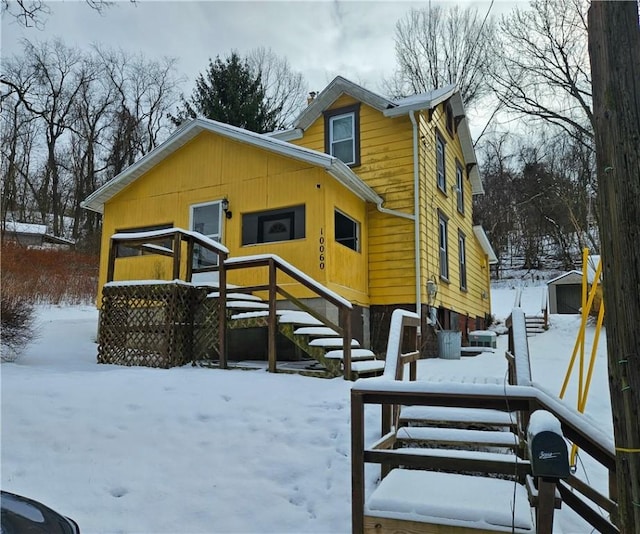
268,259 -> 277,373
588,2 -> 640,530
351,390 -> 365,534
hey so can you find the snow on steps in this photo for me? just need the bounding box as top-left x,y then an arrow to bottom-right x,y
395,426 -> 518,449
364,469 -> 533,533
525,314 -> 546,336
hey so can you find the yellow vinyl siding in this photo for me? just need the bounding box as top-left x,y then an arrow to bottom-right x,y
417,105 -> 490,319
292,95 -> 416,305
98,131 -> 369,306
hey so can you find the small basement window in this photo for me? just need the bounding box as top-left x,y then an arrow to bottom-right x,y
335,210 -> 360,252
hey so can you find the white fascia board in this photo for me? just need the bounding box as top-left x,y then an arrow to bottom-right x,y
473,225 -> 498,264
82,117 -> 379,213
383,84 -> 458,118
295,76 -> 394,131
265,128 -> 303,141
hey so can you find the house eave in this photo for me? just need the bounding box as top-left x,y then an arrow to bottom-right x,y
82,117 -> 380,214
472,225 -> 498,264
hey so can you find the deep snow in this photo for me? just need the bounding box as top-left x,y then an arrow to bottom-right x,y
1,284 -> 612,533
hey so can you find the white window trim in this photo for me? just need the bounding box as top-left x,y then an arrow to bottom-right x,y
439,214 -> 449,281
436,132 -> 446,193
459,232 -> 467,290
329,112 -> 356,165
190,200 -> 223,267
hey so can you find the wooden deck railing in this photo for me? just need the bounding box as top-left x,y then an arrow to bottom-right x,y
224,254 -> 354,379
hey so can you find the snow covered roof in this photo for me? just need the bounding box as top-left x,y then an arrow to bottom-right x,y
547,256 -> 602,285
270,76 -> 483,195
3,221 -> 47,235
82,117 -> 382,214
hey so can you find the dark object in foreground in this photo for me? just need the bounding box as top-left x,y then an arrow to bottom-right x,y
1,490 -> 80,534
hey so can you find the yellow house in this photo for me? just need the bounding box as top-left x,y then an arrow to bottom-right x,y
83,76 -> 496,356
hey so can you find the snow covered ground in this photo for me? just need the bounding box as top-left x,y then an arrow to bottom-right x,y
1,284 -> 611,533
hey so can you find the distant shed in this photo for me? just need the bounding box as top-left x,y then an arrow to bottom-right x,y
547,256 -> 602,314
2,221 -> 74,248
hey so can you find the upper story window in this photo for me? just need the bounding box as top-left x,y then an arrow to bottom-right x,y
335,209 -> 360,252
436,131 -> 446,193
324,103 -> 361,166
438,212 -> 449,281
445,101 -> 455,136
190,201 -> 222,268
242,205 -> 306,246
459,231 -> 467,291
456,161 -> 465,215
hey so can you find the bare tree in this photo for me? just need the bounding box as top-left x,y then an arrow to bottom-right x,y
246,47 -> 307,130
1,0 -> 124,29
96,47 -> 181,175
491,0 -> 593,145
589,1 -> 640,530
1,39 -> 92,235
385,5 -> 496,107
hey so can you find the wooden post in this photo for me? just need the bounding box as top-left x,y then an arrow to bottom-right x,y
172,232 -> 181,280
185,237 -> 194,283
589,3 -> 640,530
218,254 -> 227,370
268,259 -> 277,373
536,478 -> 557,534
342,307 -> 352,380
107,238 -> 118,282
351,390 -> 365,534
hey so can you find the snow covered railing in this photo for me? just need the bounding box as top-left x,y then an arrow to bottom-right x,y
350,380 -> 619,534
224,254 -> 355,379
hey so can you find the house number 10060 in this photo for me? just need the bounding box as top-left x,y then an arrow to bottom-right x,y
319,229 -> 325,269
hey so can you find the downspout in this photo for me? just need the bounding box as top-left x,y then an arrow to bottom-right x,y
373,111 -> 422,331
409,111 -> 422,331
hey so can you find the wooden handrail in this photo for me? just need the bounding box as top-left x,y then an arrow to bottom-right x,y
351,381 -> 618,534
224,254 -> 354,379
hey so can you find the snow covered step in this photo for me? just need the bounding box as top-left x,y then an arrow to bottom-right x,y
350,360 -> 385,374
278,311 -> 323,326
395,427 -> 518,448
226,301 -> 269,310
399,406 -> 516,427
230,310 -> 288,320
293,326 -> 340,337
308,338 -> 360,348
208,291 -> 263,301
325,348 -> 376,361
364,469 -> 533,533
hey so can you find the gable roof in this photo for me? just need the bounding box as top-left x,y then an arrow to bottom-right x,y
82,118 -> 382,214
269,76 -> 483,195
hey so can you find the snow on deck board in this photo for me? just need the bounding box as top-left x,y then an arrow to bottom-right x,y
366,469 -> 533,531
277,312 -> 323,326
325,349 -> 375,361
208,292 -> 263,301
395,427 -> 517,446
293,327 -> 340,336
377,447 -> 525,465
226,301 -> 269,309
308,338 -> 360,348
351,360 -> 385,373
400,406 -> 516,426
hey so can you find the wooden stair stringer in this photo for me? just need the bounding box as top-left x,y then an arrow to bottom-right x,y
277,322 -> 342,376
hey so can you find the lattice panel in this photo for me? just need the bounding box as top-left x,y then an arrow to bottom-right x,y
98,283 -> 219,368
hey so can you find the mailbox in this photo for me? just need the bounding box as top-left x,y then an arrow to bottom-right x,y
527,410 -> 570,479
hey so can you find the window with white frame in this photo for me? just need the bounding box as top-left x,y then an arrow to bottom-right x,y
190,201 -> 222,269
456,161 -> 465,214
335,209 -> 360,252
324,104 -> 360,166
459,231 -> 467,291
436,131 -> 446,193
438,213 -> 449,280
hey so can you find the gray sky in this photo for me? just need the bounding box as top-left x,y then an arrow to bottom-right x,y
2,0 -> 524,132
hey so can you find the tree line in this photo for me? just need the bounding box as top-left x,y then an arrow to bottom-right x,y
2,0 -> 597,263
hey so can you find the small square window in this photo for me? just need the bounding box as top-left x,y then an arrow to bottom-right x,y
335,210 -> 360,252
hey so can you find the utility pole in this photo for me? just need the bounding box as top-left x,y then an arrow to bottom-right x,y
588,1 -> 640,531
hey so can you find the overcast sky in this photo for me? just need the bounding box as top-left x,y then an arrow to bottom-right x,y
2,1 -> 525,92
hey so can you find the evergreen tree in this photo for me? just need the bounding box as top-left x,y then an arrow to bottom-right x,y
172,52 -> 278,133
